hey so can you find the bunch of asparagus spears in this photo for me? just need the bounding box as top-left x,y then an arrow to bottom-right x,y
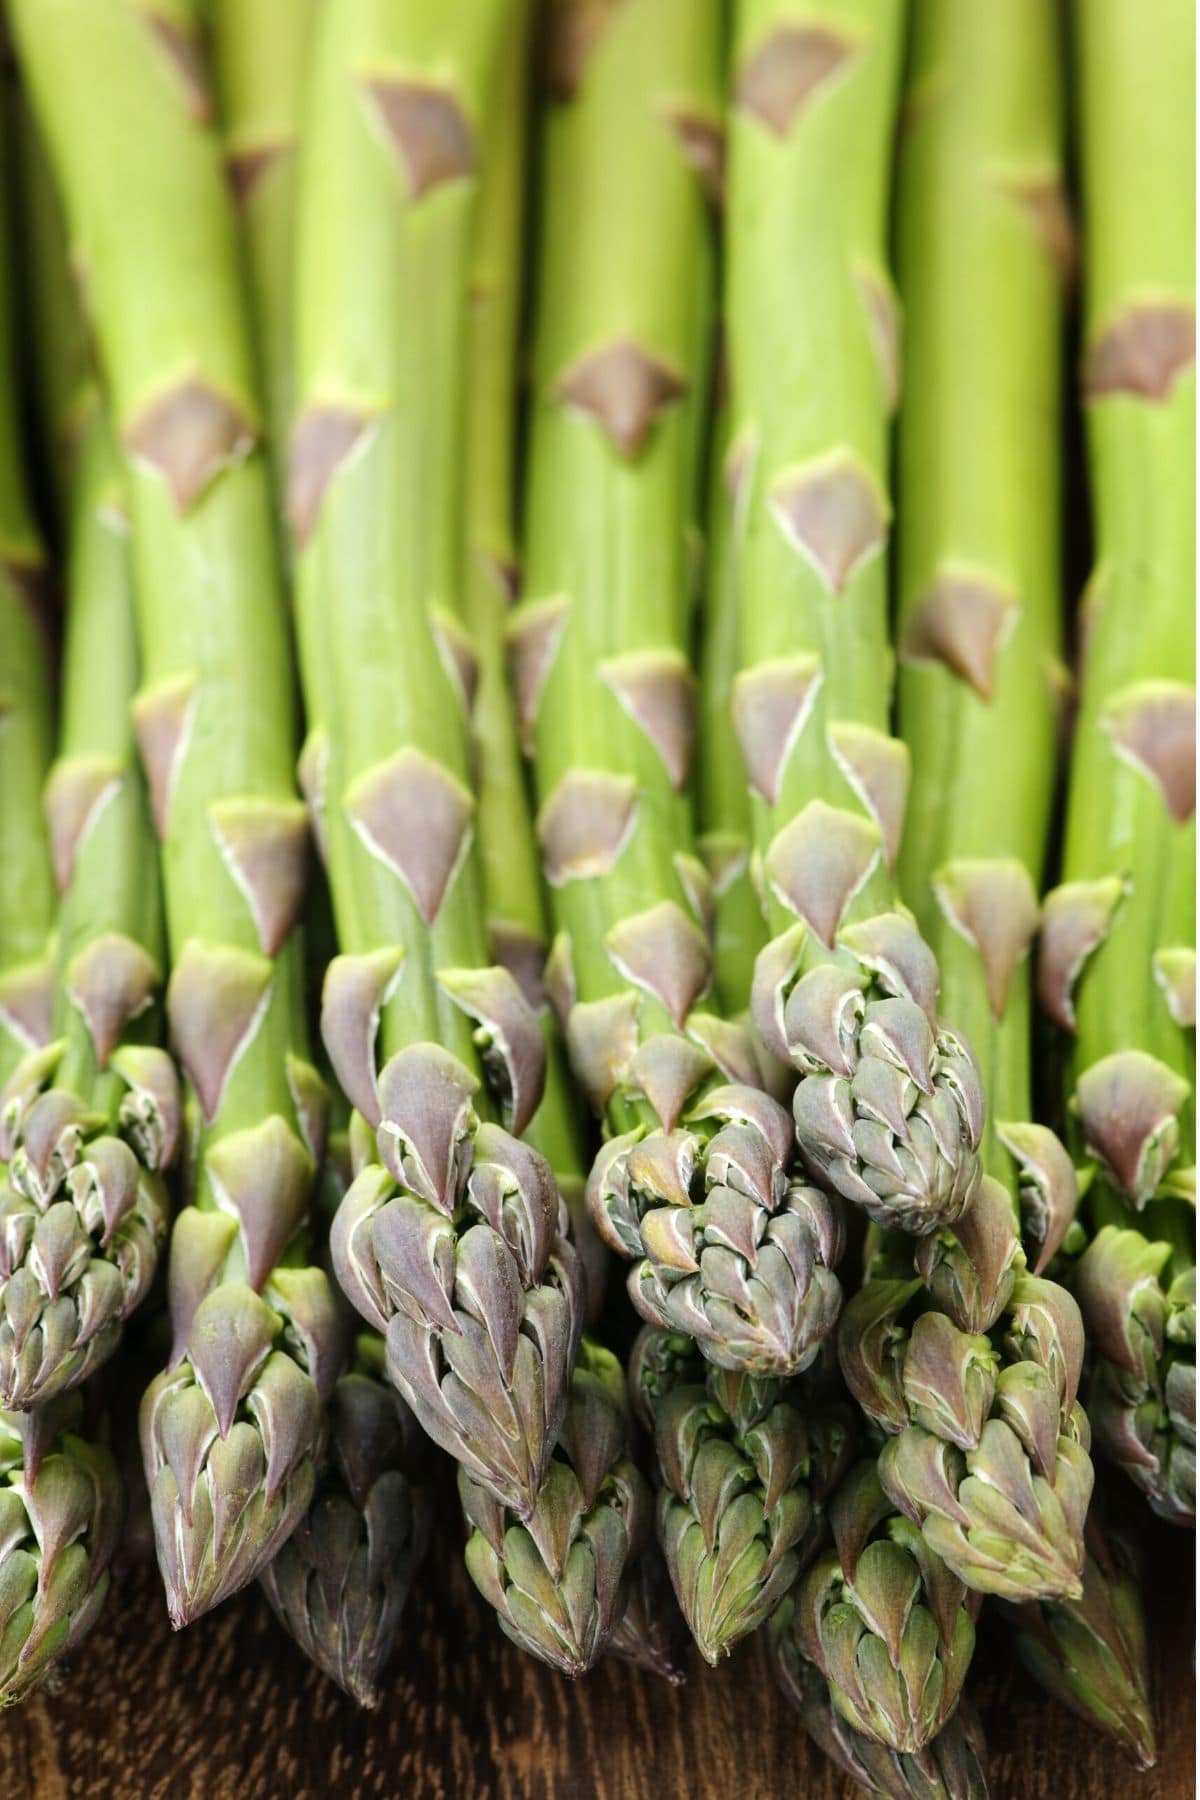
0,0 -> 1191,1790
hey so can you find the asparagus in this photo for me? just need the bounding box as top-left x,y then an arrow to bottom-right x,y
0,172 -> 55,1096
461,1338 -> 650,1676
523,0 -> 843,1382
996,1502 -> 1157,1770
698,410 -> 767,1019
769,1633 -> 991,1800
260,1327 -> 432,1709
0,1395 -> 122,1708
1,401 -> 177,1409
212,0 -> 316,488
727,0 -> 984,1241
793,1459 -> 978,1754
12,0 -> 342,1625
847,0 -> 1091,1610
461,0 -> 598,1303
292,0 -> 582,1519
1041,0 -> 1196,1526
630,1325 -> 853,1664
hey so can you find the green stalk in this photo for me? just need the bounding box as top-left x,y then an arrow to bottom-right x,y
523,1 -> 846,1382
697,408 -> 767,1019
727,0 -> 985,1241
516,0 -> 719,1158
12,0 -> 341,1626
1045,0 -> 1196,1527
1,401 -> 178,1409
212,0 -> 316,486
0,141 -> 122,1713
850,0 -> 1092,1610
13,109 -> 91,527
292,0 -> 583,1521
461,0 -> 590,1247
211,0 -> 434,1699
0,159 -> 55,1089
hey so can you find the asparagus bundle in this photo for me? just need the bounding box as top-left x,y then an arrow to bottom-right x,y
291,0 -> 583,1520
1041,0 -> 1196,1528
13,0 -> 343,1625
727,0 -> 984,1241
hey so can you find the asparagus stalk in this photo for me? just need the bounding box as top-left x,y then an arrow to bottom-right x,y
212,0 -> 316,488
1041,0 -> 1196,1527
523,0 -> 843,1382
0,169 -> 55,1095
0,1395 -> 122,1708
292,0 -> 583,1520
212,0 -> 440,1700
12,0 -> 342,1625
698,409 -> 766,1019
727,0 -> 985,1241
996,1500 -> 1157,1771
259,1325 -> 432,1709
461,0 -> 597,1300
460,1337 -> 651,1676
630,1325 -> 854,1664
841,0 -> 1090,1611
769,1631 -> 991,1800
0,400 -> 177,1410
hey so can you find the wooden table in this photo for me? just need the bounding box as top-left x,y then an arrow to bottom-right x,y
2,1504 -> 1193,1799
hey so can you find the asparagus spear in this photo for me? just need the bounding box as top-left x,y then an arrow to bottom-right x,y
630,1325 -> 853,1664
840,0 -> 1090,1611
461,1337 -> 650,1676
212,0 -> 441,1700
1041,0 -> 1196,1527
0,399 -> 177,1410
291,0 -> 583,1519
996,1501 -> 1157,1771
212,0 -> 316,491
769,1633 -> 991,1800
12,0 -> 343,1625
0,1395 -> 122,1708
0,168 -> 55,1096
698,410 -> 766,1020
461,0 -> 598,1302
522,0 -> 843,1382
260,1324 -> 432,1709
726,0 -> 985,1241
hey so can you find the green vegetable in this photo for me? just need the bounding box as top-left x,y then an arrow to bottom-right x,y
1043,0 -> 1196,1528
13,0 -> 342,1625
290,0 -> 583,1519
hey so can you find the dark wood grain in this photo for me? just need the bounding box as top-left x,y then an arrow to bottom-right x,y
1,1510 -> 1193,1799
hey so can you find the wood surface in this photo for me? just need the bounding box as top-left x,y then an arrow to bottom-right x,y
0,1484 -> 1193,1800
